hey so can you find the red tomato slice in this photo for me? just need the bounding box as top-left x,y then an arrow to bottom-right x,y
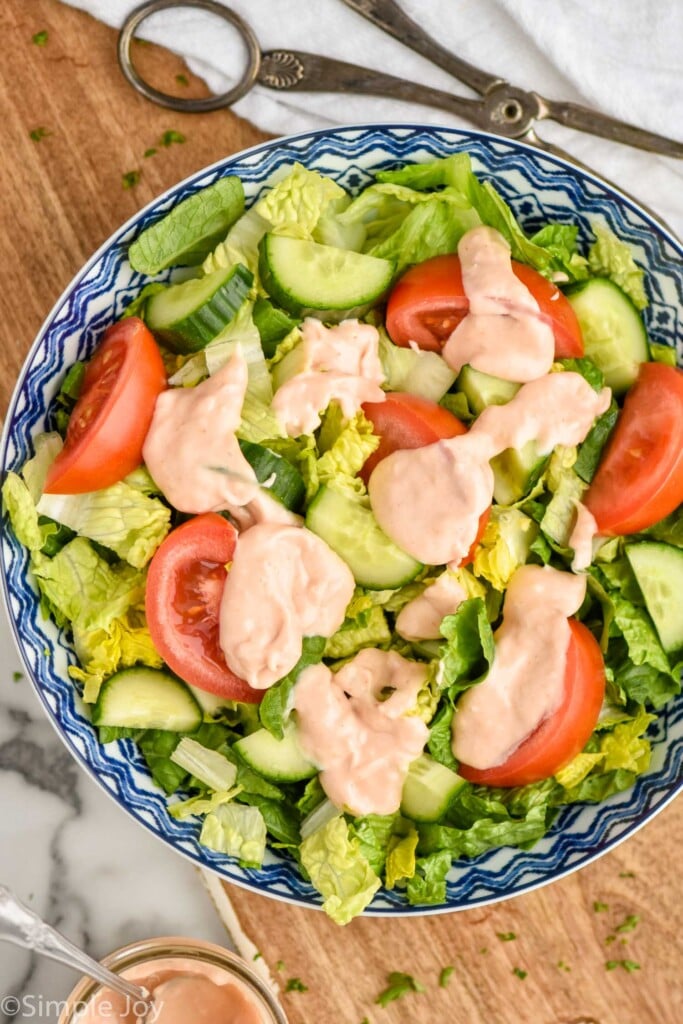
361,392 -> 487,565
145,513 -> 262,703
360,392 -> 467,482
458,619 -> 605,788
44,317 -> 167,494
584,362 -> 683,536
386,253 -> 584,358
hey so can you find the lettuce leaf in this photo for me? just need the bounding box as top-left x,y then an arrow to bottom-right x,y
200,803 -> 267,867
588,222 -> 648,310
258,635 -> 326,738
385,826 -> 419,889
299,815 -> 380,925
473,507 -> 538,591
37,481 -> 171,569
324,604 -> 390,660
314,406 -> 380,500
351,813 -> 400,877
71,612 -> 162,703
438,598 -> 494,692
406,849 -> 452,906
368,199 -> 479,277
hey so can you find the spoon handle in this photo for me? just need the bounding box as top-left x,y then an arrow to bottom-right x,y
0,885 -> 149,1005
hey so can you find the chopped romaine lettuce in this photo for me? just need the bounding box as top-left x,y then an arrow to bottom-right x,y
300,815 -> 380,925
200,803 -> 267,867
588,221 -> 648,310
473,507 -> 538,591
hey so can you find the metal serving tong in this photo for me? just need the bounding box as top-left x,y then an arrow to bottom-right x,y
118,0 -> 683,161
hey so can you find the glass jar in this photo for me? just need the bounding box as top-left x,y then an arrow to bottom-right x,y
58,936 -> 289,1024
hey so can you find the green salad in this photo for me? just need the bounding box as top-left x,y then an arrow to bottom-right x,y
4,153 -> 683,925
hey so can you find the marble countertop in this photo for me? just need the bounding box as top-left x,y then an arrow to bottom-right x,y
0,609 -> 231,1019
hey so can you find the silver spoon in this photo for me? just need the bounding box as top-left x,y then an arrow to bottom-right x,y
0,884 -> 155,1020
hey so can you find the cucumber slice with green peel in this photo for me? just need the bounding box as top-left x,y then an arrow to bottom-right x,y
237,439 -> 306,511
234,723 -> 317,783
92,668 -> 202,732
305,485 -> 422,589
128,176 -> 245,274
491,441 -> 548,505
625,541 -> 683,654
146,262 -> 253,353
400,753 -> 466,822
457,365 -> 520,415
565,278 -> 648,394
252,296 -> 301,358
259,234 -> 395,322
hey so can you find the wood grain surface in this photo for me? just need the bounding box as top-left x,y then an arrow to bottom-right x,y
1,3 -> 681,1023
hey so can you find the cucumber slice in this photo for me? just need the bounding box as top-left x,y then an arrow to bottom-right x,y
259,234 -> 395,322
457,365 -> 520,415
128,176 -> 245,274
565,278 -> 648,394
306,485 -> 422,589
625,541 -> 683,654
400,753 -> 466,823
234,723 -> 317,783
92,668 -> 202,732
237,440 -> 306,511
146,262 -> 253,353
252,296 -> 301,358
379,334 -> 456,402
491,442 -> 548,505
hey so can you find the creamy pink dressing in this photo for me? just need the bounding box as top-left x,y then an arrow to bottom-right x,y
271,318 -> 385,435
143,351 -> 297,528
369,372 -> 611,565
219,523 -> 355,689
75,959 -> 264,1024
441,226 -> 555,382
569,501 -> 600,572
451,565 -> 586,769
395,572 -> 467,641
294,649 -> 429,815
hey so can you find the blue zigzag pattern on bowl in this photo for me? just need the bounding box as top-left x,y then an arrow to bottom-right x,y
2,125 -> 682,915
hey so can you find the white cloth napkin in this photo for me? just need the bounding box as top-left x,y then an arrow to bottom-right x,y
65,0 -> 683,237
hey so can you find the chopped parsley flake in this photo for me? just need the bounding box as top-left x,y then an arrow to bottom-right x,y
479,947 -> 489,955
133,36 -> 150,46
375,972 -> 426,1007
557,960 -> 571,972
252,952 -> 262,961
159,129 -> 186,147
33,30 -> 49,46
439,966 -> 454,988
605,935 -> 617,945
616,914 -> 640,933
619,871 -> 636,878
176,73 -> 189,86
122,170 -> 141,190
606,959 -> 641,972
512,967 -> 527,980
12,671 -> 24,682
29,127 -> 51,142
497,931 -> 517,941
275,959 -> 285,971
593,901 -> 609,912
285,978 -> 308,993
144,147 -> 157,159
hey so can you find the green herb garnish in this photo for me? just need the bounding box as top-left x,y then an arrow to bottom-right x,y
275,959 -> 285,971
557,960 -> 571,972
439,966 -> 454,988
252,952 -> 262,961
497,931 -> 516,941
619,871 -> 636,878
375,972 -> 426,1007
144,148 -> 157,159
512,967 -> 527,980
29,127 -> 51,142
12,671 -> 24,683
593,901 -> 609,912
616,914 -> 640,933
159,129 -> 186,147
285,978 -> 308,993
33,30 -> 49,46
176,73 -> 189,86
122,170 -> 141,190
606,959 -> 641,972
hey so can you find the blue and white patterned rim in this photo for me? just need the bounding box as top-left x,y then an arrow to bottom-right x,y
1,124 -> 682,915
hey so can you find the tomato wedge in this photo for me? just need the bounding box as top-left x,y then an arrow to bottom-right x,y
584,361 -> 683,535
44,317 -> 167,494
360,392 -> 467,482
386,253 -> 584,357
361,392 -> 488,565
458,619 -> 605,788
145,513 -> 262,702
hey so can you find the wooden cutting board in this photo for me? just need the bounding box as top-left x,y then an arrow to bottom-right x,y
2,4 -> 682,1023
